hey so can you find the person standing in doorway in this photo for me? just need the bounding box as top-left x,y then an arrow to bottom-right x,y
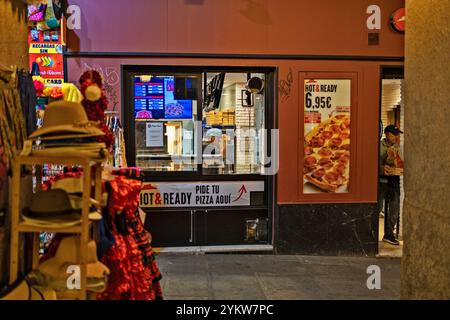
379,125 -> 404,245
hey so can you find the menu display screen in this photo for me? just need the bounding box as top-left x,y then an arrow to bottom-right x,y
134,76 -> 193,119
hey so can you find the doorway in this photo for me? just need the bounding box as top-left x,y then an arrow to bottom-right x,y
378,66 -> 404,258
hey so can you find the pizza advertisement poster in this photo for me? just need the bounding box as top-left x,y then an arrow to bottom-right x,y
303,79 -> 351,194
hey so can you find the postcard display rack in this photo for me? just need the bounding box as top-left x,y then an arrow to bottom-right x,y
9,153 -> 106,300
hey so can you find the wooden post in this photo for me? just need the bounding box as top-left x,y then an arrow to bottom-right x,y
79,160 -> 91,300
32,233 -> 40,270
94,163 -> 103,210
9,160 -> 21,284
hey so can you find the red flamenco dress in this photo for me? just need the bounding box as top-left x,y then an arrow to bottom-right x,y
97,175 -> 163,300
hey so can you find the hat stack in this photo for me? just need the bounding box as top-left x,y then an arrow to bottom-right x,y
34,236 -> 110,297
22,180 -> 103,227
21,100 -> 108,227
0,277 -> 57,300
27,100 -> 107,159
22,189 -> 82,227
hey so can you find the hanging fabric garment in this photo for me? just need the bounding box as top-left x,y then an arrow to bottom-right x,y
0,68 -> 27,206
0,69 -> 27,170
105,113 -> 127,168
97,175 -> 163,300
17,71 -> 37,136
117,127 -> 127,168
0,67 -> 28,287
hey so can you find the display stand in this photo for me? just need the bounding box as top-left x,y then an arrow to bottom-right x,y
9,154 -> 105,300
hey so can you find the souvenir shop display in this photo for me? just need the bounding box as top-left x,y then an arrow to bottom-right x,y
7,98 -> 107,300
0,46 -> 160,298
2,65 -> 162,299
29,167 -> 163,300
2,1 -> 162,300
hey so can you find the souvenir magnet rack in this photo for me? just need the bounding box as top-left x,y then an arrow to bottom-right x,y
9,153 -> 105,300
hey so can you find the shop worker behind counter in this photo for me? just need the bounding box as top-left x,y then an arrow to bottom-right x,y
379,125 -> 404,246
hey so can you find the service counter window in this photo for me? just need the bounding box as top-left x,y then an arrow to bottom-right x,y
130,70 -> 269,176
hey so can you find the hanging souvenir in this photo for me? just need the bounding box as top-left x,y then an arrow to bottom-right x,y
27,3 -> 47,22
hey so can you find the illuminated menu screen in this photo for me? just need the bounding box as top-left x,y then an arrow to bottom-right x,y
134,76 -> 193,119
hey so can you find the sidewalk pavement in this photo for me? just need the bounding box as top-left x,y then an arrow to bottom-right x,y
156,254 -> 401,300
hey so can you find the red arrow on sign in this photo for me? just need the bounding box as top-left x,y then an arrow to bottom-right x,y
233,185 -> 247,202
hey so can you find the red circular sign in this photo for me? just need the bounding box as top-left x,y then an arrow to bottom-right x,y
391,8 -> 405,33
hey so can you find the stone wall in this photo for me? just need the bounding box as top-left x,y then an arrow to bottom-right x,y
0,0 -> 28,69
401,0 -> 450,299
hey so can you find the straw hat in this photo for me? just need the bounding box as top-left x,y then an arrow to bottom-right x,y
23,189 -> 81,220
52,178 -> 103,221
31,144 -> 108,159
52,177 -> 84,194
38,237 -> 110,285
28,101 -> 105,140
22,188 -> 102,224
0,278 -> 57,300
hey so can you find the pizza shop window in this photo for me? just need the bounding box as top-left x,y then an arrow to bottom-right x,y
131,71 -> 268,175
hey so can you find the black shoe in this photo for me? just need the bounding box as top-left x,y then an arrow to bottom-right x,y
383,235 -> 399,245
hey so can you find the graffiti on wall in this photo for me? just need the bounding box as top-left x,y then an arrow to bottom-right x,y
278,68 -> 293,103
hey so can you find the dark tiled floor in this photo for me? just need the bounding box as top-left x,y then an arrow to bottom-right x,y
156,254 -> 401,300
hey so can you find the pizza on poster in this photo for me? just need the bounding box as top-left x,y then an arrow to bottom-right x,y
303,79 -> 351,194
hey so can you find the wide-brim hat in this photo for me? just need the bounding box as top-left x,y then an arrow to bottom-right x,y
67,197 -> 103,221
22,214 -> 82,228
21,211 -> 101,226
23,189 -> 81,220
51,177 -> 103,221
52,177 -> 84,194
49,278 -> 107,297
28,101 -> 105,140
0,279 -> 57,300
38,237 -> 110,283
34,273 -> 108,294
31,144 -> 107,159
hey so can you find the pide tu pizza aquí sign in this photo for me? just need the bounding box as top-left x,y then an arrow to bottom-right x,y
139,181 -> 264,208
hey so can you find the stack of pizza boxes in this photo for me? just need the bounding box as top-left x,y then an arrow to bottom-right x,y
205,111 -> 223,126
222,110 -> 235,126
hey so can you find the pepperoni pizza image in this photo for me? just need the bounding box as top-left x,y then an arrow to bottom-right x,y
303,114 -> 350,193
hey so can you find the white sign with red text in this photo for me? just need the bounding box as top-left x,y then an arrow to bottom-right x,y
139,181 -> 265,208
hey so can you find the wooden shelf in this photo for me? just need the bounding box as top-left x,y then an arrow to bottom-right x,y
9,152 -> 106,300
18,154 -> 106,167
17,221 -> 87,234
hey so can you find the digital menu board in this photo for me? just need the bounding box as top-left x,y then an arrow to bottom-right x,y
134,76 -> 193,119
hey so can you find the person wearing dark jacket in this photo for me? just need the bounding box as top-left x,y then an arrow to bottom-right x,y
378,125 -> 403,245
